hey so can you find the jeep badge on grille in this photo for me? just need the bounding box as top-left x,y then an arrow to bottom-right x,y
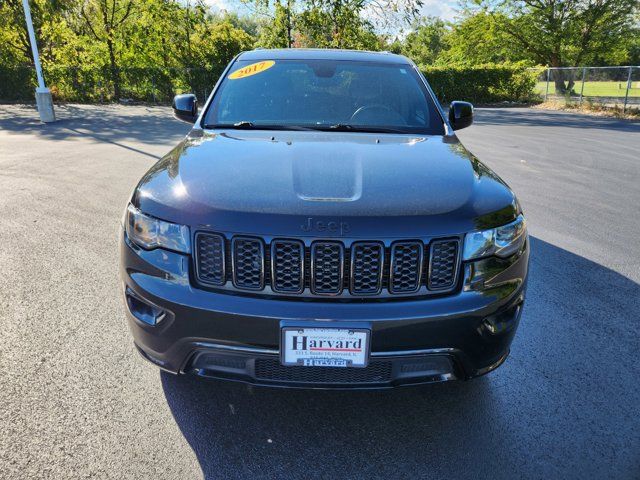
301,217 -> 350,236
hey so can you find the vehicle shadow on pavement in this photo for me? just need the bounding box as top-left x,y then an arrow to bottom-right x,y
161,373 -> 501,479
160,237 -> 640,479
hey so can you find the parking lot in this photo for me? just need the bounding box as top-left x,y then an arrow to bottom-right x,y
0,104 -> 638,479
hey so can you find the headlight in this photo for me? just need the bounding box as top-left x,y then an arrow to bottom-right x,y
463,214 -> 526,261
125,204 -> 191,253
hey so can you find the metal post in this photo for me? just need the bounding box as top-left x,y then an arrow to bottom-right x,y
623,66 -> 632,113
21,0 -> 55,122
579,67 -> 586,105
286,0 -> 292,48
545,68 -> 550,101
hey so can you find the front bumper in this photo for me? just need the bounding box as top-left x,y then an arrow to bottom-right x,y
120,232 -> 528,389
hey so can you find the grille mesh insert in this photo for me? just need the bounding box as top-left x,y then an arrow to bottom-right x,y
311,242 -> 343,294
350,242 -> 384,294
390,242 -> 423,293
271,240 -> 304,293
195,233 -> 225,285
254,358 -> 392,384
428,240 -> 459,290
232,237 -> 264,290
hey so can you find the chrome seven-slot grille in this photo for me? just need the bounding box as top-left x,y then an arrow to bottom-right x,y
194,232 -> 460,298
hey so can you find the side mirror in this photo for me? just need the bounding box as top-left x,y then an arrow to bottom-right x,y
449,101 -> 473,131
172,94 -> 198,124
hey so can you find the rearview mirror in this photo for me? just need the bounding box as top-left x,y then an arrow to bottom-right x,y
172,94 -> 198,124
448,101 -> 473,131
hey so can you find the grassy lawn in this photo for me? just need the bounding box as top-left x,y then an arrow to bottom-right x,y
535,81 -> 640,98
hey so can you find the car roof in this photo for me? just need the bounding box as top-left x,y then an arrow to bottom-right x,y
237,48 -> 412,65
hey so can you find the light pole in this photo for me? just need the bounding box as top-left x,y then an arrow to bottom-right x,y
22,0 -> 55,122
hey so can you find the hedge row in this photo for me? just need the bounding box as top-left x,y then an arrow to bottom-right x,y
0,67 -> 35,101
421,63 -> 540,104
0,66 -> 222,103
0,63 -> 540,104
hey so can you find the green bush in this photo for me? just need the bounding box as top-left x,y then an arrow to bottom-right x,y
1,62 -> 541,105
41,66 -> 221,104
0,65 -> 222,103
0,66 -> 35,101
421,63 -> 541,104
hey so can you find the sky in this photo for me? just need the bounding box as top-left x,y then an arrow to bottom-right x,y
417,0 -> 458,21
203,0 -> 459,24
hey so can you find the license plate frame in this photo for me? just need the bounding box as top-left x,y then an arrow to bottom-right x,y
280,326 -> 371,368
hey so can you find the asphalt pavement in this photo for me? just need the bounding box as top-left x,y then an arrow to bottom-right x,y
0,104 -> 638,479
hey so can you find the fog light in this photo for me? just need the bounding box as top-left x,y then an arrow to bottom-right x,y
480,301 -> 522,335
125,288 -> 166,325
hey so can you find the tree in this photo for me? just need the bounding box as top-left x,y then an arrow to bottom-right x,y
440,11 -> 528,65
221,11 -> 261,38
191,20 -> 254,73
474,0 -> 638,93
256,1 -> 294,48
0,0 -> 74,67
400,17 -> 449,66
77,0 -> 136,99
245,0 -> 423,49
295,2 -> 379,49
606,12 -> 640,65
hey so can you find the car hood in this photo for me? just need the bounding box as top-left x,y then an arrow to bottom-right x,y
133,129 -> 519,237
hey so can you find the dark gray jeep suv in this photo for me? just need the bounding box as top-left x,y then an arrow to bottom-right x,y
120,49 -> 529,389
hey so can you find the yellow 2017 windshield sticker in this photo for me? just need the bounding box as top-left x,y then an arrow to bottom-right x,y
228,61 -> 275,80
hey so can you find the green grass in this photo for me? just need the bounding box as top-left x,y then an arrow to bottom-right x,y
535,81 -> 640,98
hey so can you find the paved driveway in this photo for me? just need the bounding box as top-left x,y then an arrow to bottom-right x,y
0,105 -> 638,479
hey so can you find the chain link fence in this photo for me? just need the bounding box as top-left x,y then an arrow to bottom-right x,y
0,66 -> 221,104
533,66 -> 640,111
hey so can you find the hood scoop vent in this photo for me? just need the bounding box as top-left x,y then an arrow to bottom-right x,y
293,155 -> 362,202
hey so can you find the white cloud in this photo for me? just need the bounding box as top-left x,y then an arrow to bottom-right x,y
202,0 -> 253,14
362,0 -> 459,36
418,0 -> 458,22
202,0 -> 232,12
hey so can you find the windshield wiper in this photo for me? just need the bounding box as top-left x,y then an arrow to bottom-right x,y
203,122 -> 314,131
202,121 -> 254,129
322,124 -> 408,134
203,122 -> 408,133
233,121 -> 255,128
328,123 -> 354,131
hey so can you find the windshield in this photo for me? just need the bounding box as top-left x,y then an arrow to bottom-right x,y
203,59 -> 445,135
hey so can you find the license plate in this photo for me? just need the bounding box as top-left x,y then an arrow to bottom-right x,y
281,327 -> 370,368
